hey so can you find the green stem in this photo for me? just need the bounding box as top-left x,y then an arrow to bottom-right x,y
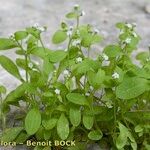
113,99 -> 117,134
76,16 -> 79,29
16,40 -> 29,82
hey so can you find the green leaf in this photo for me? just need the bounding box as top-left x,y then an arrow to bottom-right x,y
42,57 -> 54,76
83,114 -> 94,129
88,130 -> 103,140
25,108 -> 41,135
48,50 -> 67,63
42,118 -> 58,130
66,12 -> 78,19
104,45 -> 122,58
69,106 -> 81,126
88,69 -> 105,89
116,77 -> 148,99
57,113 -> 69,140
66,93 -> 88,106
52,30 -> 67,44
1,127 -> 23,142
75,59 -> 100,75
0,38 -> 17,50
29,47 -> 52,59
0,55 -> 22,80
14,31 -> 28,40
0,85 -> 6,94
116,122 -> 128,149
4,83 -> 28,104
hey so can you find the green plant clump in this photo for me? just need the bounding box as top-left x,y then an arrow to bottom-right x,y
0,5 -> 150,150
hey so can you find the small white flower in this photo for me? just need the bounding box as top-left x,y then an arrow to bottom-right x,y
132,22 -> 137,27
120,30 -> 124,34
126,23 -> 132,29
94,28 -> 100,34
106,101 -> 113,108
74,4 -> 79,8
63,69 -> 70,78
76,57 -> 82,63
85,92 -> 90,96
90,86 -> 94,91
102,53 -> 109,61
37,26 -> 46,32
125,38 -> 132,44
28,63 -> 33,68
80,10 -> 85,16
69,26 -> 73,30
9,33 -> 15,40
67,30 -> 72,36
132,32 -> 137,38
112,72 -> 120,79
72,39 -> 81,46
55,89 -> 60,95
33,23 -> 39,28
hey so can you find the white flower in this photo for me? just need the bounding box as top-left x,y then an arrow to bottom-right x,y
132,32 -> 137,38
69,26 -> 73,30
132,23 -> 137,27
28,63 -> 33,68
72,39 -> 81,46
63,69 -> 70,78
33,23 -> 39,28
85,92 -> 90,96
125,38 -> 131,44
67,30 -> 73,36
90,86 -> 94,91
94,28 -> 100,34
37,26 -> 46,32
120,30 -> 124,34
106,101 -> 113,108
76,57 -> 82,63
126,23 -> 132,29
102,53 -> 109,61
112,72 -> 120,79
80,10 -> 85,16
55,89 -> 60,95
9,33 -> 15,40
74,4 -> 79,8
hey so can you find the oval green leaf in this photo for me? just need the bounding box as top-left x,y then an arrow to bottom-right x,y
1,127 -> 23,142
0,38 -> 17,50
88,130 -> 103,140
69,106 -> 81,127
66,93 -> 88,106
116,77 -> 148,99
0,55 -> 22,80
52,30 -> 67,44
57,113 -> 69,140
25,108 -> 41,135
